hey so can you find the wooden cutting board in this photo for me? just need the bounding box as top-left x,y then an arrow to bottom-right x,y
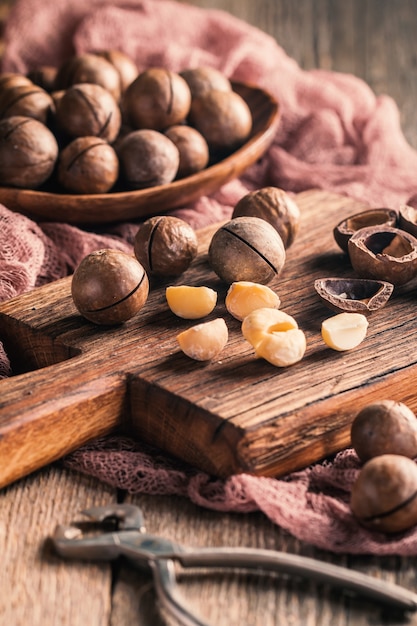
1,189 -> 416,489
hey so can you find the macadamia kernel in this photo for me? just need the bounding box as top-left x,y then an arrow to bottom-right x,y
321,312 -> 368,351
166,285 -> 217,319
176,318 -> 228,361
225,281 -> 280,321
242,308 -> 306,367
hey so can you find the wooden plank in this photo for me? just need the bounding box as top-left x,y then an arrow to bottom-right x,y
1,189 -> 417,485
0,466 -> 115,626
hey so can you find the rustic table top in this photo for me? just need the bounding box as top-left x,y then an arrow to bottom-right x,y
2,1 -> 417,625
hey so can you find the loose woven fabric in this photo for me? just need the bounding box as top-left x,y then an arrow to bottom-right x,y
2,0 -> 417,554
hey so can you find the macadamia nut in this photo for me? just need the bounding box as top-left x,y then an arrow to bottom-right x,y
71,249 -> 149,325
351,400 -> 417,462
225,281 -> 280,321
321,312 -> 368,351
208,216 -> 286,285
176,318 -> 228,361
242,308 -> 306,367
166,285 -> 217,319
134,215 -> 198,277
350,454 -> 417,533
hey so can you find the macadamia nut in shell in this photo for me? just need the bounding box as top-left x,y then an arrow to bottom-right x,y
71,249 -> 149,325
123,68 -> 191,130
188,89 -> 252,152
57,136 -> 119,194
208,216 -> 286,285
232,187 -> 301,248
55,83 -> 121,142
350,454 -> 417,533
134,215 -> 198,277
0,115 -> 58,188
351,400 -> 417,462
118,130 -> 179,189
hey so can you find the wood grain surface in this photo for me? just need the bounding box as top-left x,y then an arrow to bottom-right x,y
2,1 -> 417,625
2,189 -> 416,488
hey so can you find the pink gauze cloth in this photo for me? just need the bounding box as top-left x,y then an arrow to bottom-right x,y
2,0 -> 417,554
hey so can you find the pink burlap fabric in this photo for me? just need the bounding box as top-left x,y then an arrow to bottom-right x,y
2,0 -> 417,554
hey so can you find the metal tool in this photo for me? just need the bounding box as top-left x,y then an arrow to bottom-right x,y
51,504 -> 417,625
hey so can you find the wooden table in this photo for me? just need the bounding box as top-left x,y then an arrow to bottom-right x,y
2,1 -> 417,624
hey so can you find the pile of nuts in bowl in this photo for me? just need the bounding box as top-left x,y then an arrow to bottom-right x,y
0,51 -> 253,193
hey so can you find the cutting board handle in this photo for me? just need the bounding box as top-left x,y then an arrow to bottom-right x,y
0,356 -> 126,488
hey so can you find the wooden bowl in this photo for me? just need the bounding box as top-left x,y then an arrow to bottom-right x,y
0,82 -> 280,225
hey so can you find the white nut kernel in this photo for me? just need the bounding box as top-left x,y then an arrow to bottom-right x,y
176,318 -> 228,361
321,312 -> 369,351
242,307 -> 306,367
225,281 -> 281,321
166,285 -> 217,319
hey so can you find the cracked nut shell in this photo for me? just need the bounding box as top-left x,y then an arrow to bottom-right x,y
134,215 -> 198,277
122,67 -> 191,131
71,249 -> 149,325
54,52 -> 122,102
334,208 -> 398,252
0,83 -> 54,124
55,83 -> 121,143
348,225 -> 417,286
0,115 -> 58,188
350,454 -> 417,533
351,400 -> 417,462
232,187 -> 300,248
399,204 -> 417,238
208,216 -> 286,285
57,136 -> 119,194
314,277 -> 393,315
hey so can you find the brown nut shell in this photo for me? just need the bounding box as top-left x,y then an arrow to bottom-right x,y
179,66 -> 232,98
93,49 -> 138,92
188,89 -> 252,153
208,216 -> 286,285
57,136 -> 119,194
55,83 -> 121,143
350,454 -> 417,533
134,215 -> 198,277
117,129 -> 179,189
71,249 -> 149,325
27,66 -> 58,93
164,125 -> 209,178
398,205 -> 417,238
55,53 -> 122,101
351,400 -> 417,462
123,68 -> 191,130
0,83 -> 55,124
348,225 -> 417,286
232,187 -> 300,248
334,208 -> 398,252
0,115 -> 58,188
314,277 -> 393,315
0,73 -> 33,90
